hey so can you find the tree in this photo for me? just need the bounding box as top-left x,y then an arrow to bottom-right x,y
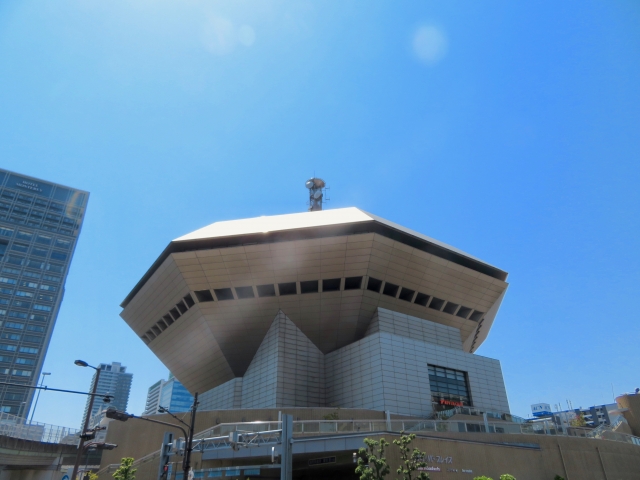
113,458 -> 136,480
86,473 -> 99,480
356,438 -> 391,480
392,433 -> 429,480
473,477 -> 493,480
570,413 -> 587,428
500,475 -> 516,480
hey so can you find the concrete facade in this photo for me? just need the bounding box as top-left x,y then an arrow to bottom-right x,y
197,307 -> 509,417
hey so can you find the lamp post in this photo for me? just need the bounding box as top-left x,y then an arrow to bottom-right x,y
72,360 -> 101,480
29,372 -> 51,425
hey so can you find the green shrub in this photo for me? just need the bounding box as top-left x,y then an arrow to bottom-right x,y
473,477 -> 493,480
500,475 -> 516,480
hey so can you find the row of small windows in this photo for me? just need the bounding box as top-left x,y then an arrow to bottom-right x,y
0,368 -> 32,377
141,293 -> 196,344
365,277 -> 485,322
428,365 -> 472,407
1,267 -> 60,283
0,227 -> 72,249
1,255 -> 65,274
190,276 -> 484,322
0,186 -> 85,211
0,321 -> 44,332
193,277 -> 363,303
0,311 -> 48,322
0,277 -> 57,292
141,275 -> 483,345
0,344 -> 39,354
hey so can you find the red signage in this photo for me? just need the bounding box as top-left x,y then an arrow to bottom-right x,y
440,399 -> 463,407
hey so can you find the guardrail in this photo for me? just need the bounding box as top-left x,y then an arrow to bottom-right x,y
96,416 -> 640,476
0,411 -> 79,444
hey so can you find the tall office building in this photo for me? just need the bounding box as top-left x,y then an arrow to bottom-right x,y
82,362 -> 133,428
143,373 -> 194,415
0,169 -> 88,417
143,379 -> 165,415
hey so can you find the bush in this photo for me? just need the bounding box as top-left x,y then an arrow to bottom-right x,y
473,477 -> 493,480
500,476 -> 516,480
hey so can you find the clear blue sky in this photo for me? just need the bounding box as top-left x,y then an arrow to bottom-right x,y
1,1 -> 639,428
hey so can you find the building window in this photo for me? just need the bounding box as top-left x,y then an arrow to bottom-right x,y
428,365 -> 472,408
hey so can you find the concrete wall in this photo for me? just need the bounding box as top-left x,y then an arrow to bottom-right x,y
325,330 -> 509,417
617,393 -> 640,437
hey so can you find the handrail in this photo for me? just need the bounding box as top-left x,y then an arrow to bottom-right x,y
93,416 -> 640,475
0,411 -> 79,444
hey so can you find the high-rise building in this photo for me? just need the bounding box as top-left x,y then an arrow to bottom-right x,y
82,362 -> 133,428
0,168 -> 88,417
143,373 -> 194,415
143,379 -> 165,415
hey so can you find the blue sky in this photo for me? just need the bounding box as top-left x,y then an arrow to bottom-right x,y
1,1 -> 639,428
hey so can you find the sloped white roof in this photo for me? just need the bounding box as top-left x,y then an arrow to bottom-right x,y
175,207 -> 493,267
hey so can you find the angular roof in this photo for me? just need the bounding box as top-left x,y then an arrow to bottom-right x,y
121,207 -> 507,308
175,208 -> 490,266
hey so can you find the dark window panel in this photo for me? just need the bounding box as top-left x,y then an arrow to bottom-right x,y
300,280 -> 318,294
322,278 -> 341,292
442,302 -> 459,315
214,288 -> 234,301
382,282 -> 399,297
194,290 -> 214,303
398,288 -> 415,302
367,277 -> 382,293
428,297 -> 445,311
256,284 -> 276,297
343,276 -> 363,290
235,286 -> 255,299
278,282 -> 297,296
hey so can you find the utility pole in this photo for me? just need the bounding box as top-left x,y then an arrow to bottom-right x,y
182,392 -> 198,480
280,414 -> 293,480
72,361 -> 101,480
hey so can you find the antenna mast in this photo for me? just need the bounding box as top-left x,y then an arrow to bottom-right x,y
305,177 -> 327,211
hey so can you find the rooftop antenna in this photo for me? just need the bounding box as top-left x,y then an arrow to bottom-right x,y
305,177 -> 328,211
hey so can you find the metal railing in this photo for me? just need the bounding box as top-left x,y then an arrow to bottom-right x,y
433,406 -> 527,423
97,416 -> 640,476
0,411 -> 79,444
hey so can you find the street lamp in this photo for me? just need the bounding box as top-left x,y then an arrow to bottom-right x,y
72,360 -> 101,480
29,372 -> 51,425
107,392 -> 199,479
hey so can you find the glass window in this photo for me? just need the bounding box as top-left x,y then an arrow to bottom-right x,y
9,311 -> 27,319
23,271 -> 40,279
50,251 -> 67,261
0,288 -> 13,295
11,243 -> 28,253
35,235 -> 52,245
12,301 -> 30,308
0,277 -> 17,285
34,199 -> 48,208
16,231 -> 33,241
39,284 -> 56,292
15,291 -> 33,298
1,333 -> 21,341
5,322 -> 24,330
11,369 -> 31,377
15,358 -> 35,365
2,268 -> 21,275
23,335 -> 41,344
6,256 -> 24,266
46,264 -> 64,273
428,365 -> 472,407
33,304 -> 52,312
18,346 -> 38,354
42,274 -> 59,282
32,248 -> 47,257
29,314 -> 47,322
26,325 -> 44,332
16,195 -> 33,204
20,281 -> 37,289
0,227 -> 13,237
0,344 -> 17,352
27,260 -> 44,270
36,294 -> 53,302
